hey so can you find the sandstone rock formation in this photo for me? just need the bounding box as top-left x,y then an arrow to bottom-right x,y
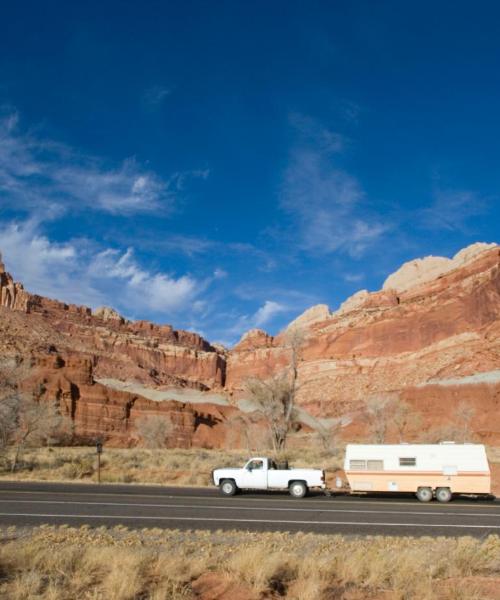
285,304 -> 331,331
93,306 -> 126,323
1,242 -> 499,447
228,243 -> 500,443
383,242 -> 497,292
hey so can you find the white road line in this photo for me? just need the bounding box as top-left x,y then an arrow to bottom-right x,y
0,512 -> 499,529
0,499 -> 499,519
0,488 -> 498,509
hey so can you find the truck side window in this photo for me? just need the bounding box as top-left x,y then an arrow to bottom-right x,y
248,460 -> 264,470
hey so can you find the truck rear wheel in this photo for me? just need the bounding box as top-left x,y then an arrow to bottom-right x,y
416,487 -> 433,502
436,487 -> 452,503
289,481 -> 307,498
220,479 -> 237,496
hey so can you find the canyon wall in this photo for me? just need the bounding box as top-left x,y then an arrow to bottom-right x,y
1,243 -> 499,446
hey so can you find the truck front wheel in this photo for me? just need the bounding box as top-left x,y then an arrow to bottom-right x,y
220,479 -> 237,496
289,481 -> 307,498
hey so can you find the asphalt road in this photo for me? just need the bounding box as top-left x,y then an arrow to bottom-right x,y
0,481 -> 499,537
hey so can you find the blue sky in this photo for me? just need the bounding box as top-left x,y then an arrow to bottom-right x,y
0,1 -> 499,345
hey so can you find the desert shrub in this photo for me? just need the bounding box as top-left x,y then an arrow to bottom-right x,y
60,455 -> 94,479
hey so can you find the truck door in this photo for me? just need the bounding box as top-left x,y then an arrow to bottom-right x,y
241,459 -> 267,489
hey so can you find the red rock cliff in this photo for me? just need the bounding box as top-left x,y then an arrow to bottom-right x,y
1,242 -> 499,446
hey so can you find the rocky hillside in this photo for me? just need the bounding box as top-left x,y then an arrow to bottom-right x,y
1,243 -> 499,446
228,242 -> 500,442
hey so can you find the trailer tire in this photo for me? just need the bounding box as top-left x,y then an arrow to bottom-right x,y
289,481 -> 307,498
416,487 -> 433,502
436,487 -> 452,503
220,479 -> 237,497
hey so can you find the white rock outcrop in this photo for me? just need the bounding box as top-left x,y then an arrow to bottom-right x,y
383,242 -> 497,293
286,304 -> 331,330
93,306 -> 125,322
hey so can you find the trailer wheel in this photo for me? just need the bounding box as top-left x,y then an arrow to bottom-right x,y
220,479 -> 237,497
289,481 -> 307,498
436,487 -> 452,503
416,487 -> 433,502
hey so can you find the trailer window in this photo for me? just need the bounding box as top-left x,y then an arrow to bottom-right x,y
399,457 -> 416,467
349,460 -> 366,470
367,460 -> 384,470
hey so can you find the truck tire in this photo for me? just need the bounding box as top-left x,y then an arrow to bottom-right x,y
436,487 -> 452,503
220,479 -> 237,497
289,481 -> 307,498
416,487 -> 433,502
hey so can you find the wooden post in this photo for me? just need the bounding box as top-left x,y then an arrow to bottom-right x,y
96,439 -> 103,484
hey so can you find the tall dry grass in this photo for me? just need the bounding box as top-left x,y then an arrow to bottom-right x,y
0,526 -> 499,599
0,445 -> 342,486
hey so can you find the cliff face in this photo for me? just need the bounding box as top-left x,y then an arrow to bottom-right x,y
1,243 -> 500,446
227,244 -> 500,442
0,257 -> 225,391
18,352 -> 240,448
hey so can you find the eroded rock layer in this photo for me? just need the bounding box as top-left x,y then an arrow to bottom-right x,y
1,243 -> 500,446
227,245 -> 500,442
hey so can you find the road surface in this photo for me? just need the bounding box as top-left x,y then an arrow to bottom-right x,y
0,481 -> 498,537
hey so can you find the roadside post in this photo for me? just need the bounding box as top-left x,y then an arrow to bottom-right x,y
96,439 -> 103,484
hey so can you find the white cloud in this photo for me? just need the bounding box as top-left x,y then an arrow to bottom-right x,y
222,300 -> 289,344
419,189 -> 488,232
254,300 -> 287,327
282,147 -> 388,257
0,220 -> 103,306
0,111 -> 206,217
88,247 -> 203,314
0,220 -> 206,318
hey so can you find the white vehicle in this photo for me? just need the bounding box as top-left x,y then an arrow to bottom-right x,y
212,457 -> 326,498
344,443 -> 491,502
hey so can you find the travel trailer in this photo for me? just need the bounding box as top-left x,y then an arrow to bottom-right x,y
343,443 -> 491,502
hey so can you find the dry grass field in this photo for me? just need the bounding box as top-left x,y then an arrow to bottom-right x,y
1,445 -> 500,495
0,446 -> 343,487
0,525 -> 499,599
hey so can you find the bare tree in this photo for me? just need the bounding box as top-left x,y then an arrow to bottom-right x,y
455,402 -> 475,442
0,393 -> 18,455
10,397 -> 69,472
244,327 -> 305,453
315,419 -> 342,453
136,414 -> 174,449
245,374 -> 295,452
392,400 -> 422,442
0,361 -> 24,458
363,395 -> 392,443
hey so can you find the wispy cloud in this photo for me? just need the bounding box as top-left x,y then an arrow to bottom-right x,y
0,111 -> 206,217
142,85 -> 171,107
223,299 -> 289,342
0,219 -> 207,318
281,146 -> 388,257
343,272 -> 365,283
419,189 -> 489,232
289,112 -> 345,153
253,300 -> 287,327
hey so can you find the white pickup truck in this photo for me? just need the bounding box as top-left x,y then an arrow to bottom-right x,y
212,457 -> 326,498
